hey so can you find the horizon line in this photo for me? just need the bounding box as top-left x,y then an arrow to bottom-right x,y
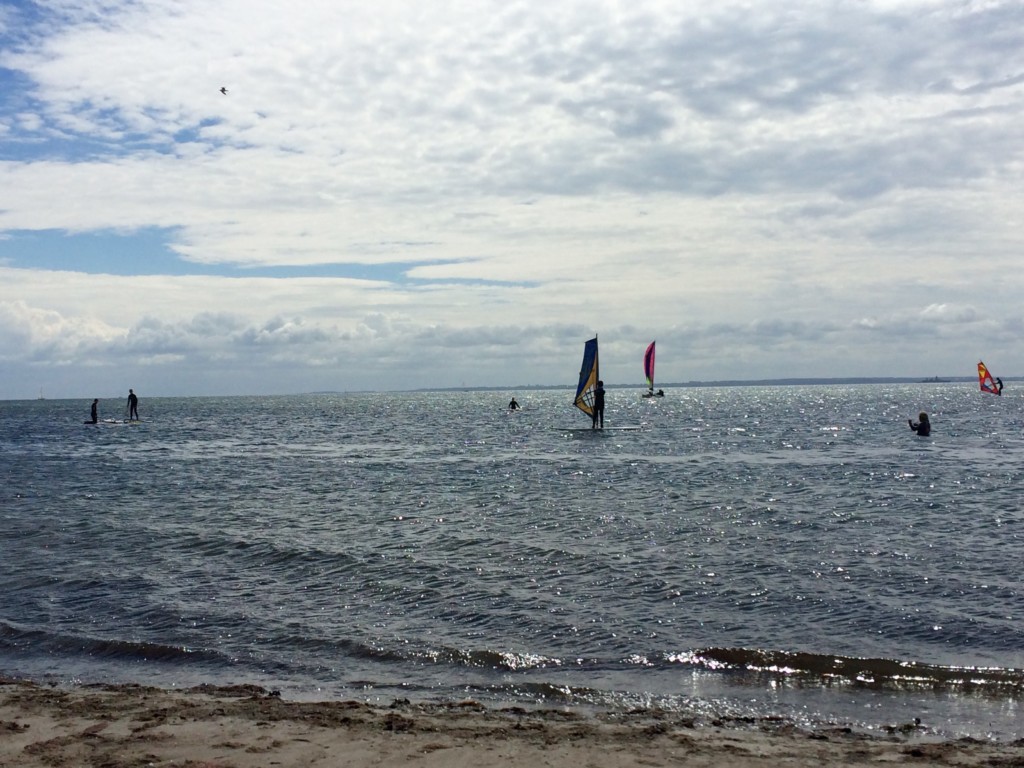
9,375 -> 1000,401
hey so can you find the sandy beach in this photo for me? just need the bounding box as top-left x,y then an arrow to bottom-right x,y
1,677 -> 1021,767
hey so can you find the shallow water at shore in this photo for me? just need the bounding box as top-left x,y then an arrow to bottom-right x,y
2,384 -> 1023,738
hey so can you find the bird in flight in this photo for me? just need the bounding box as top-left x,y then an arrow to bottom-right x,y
220,87 -> 228,95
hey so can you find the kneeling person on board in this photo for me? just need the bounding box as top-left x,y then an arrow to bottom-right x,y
908,412 -> 930,436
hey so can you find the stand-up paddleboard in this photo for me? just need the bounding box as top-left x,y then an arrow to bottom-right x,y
552,425 -> 643,433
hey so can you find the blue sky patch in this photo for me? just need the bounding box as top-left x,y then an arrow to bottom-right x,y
0,227 -> 527,286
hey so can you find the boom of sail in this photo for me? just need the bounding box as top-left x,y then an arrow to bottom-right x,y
574,336 -> 600,418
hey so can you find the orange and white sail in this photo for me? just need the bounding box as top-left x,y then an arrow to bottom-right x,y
978,361 -> 1000,395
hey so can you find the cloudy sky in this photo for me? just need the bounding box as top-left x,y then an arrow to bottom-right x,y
1,0 -> 1022,398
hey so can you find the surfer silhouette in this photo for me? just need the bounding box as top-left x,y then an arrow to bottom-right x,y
908,412 -> 930,436
592,380 -> 605,429
508,397 -> 520,410
87,398 -> 98,424
996,377 -> 1004,395
127,389 -> 139,420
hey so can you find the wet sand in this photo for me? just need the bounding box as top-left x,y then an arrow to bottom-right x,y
1,677 -> 1021,767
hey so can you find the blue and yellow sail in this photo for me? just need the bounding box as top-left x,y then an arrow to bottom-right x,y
574,336 -> 599,418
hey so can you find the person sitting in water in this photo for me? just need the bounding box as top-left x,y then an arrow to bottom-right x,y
508,397 -> 520,410
908,412 -> 930,436
656,389 -> 664,397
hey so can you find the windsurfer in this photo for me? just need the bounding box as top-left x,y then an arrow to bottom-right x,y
996,378 -> 1004,395
508,397 -> 520,411
908,412 -> 930,436
592,381 -> 605,429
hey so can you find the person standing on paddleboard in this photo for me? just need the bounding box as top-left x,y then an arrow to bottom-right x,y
592,381 -> 605,429
127,389 -> 139,421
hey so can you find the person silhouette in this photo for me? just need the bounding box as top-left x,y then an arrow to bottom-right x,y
908,412 -> 930,436
592,380 -> 605,429
127,389 -> 139,420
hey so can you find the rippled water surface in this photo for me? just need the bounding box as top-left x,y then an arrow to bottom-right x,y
2,384 -> 1023,738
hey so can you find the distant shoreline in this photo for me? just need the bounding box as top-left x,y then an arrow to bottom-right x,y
5,377 -> 997,401
403,376 -> 984,393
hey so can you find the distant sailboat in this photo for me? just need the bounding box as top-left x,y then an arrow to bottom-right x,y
641,341 -> 663,397
573,336 -> 600,422
978,361 -> 1003,396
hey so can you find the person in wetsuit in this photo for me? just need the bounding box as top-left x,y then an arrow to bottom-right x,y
88,399 -> 98,424
592,380 -> 605,429
128,389 -> 139,420
908,412 -> 930,436
508,397 -> 520,410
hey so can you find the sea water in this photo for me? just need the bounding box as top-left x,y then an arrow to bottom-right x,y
1,384 -> 1022,739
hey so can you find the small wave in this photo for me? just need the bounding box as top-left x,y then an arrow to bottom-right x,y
667,647 -> 1024,693
345,639 -> 563,672
317,634 -> 1024,694
0,621 -> 226,665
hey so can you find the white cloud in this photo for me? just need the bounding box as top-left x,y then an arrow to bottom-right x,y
1,0 -> 1023,396
0,299 -> 123,361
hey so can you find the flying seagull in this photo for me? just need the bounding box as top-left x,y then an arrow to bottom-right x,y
220,87 -> 228,94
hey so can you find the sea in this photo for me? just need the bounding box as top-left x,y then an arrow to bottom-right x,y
2,384 -> 1022,740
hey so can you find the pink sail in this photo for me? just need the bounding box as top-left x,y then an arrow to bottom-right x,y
643,341 -> 656,391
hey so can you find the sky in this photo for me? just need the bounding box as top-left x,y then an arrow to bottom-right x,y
1,0 -> 1023,398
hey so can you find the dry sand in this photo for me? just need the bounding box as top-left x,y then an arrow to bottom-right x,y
1,676 -> 1021,767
